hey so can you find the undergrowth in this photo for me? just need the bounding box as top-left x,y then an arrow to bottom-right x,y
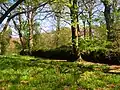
0,55 -> 120,90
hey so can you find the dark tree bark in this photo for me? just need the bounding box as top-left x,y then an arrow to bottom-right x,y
55,11 -> 61,47
83,20 -> 86,38
0,0 -> 25,24
102,1 -> 113,41
112,0 -> 117,23
69,0 -> 80,60
18,13 -> 25,51
104,4 -> 111,40
77,14 -> 80,37
88,10 -> 92,39
81,0 -> 94,39
0,19 -> 10,55
12,18 -> 25,51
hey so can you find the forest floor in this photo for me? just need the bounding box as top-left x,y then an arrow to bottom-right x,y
78,60 -> 120,74
0,55 -> 120,90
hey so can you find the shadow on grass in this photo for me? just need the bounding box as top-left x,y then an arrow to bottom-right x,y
0,55 -> 101,90
106,72 -> 120,75
0,56 -> 28,70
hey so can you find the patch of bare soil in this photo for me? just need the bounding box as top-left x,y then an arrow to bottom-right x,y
50,59 -> 120,73
108,65 -> 120,73
78,60 -> 120,73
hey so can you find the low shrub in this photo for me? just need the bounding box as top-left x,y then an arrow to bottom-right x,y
81,50 -> 120,65
20,45 -> 77,61
79,38 -> 120,65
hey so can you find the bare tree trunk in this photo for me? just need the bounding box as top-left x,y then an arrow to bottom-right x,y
112,0 -> 117,23
56,14 -> 61,47
27,13 -> 32,54
18,4 -> 25,51
88,10 -> 92,39
69,0 -> 80,60
83,21 -> 86,38
11,4 -> 25,51
12,18 -> 25,51
0,20 -> 9,55
77,14 -> 80,37
104,5 -> 111,40
102,1 -> 113,41
27,7 -> 34,55
18,14 -> 25,51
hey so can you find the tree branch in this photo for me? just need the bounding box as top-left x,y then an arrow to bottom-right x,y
0,0 -> 25,24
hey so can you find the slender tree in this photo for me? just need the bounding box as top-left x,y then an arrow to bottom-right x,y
101,0 -> 113,41
69,0 -> 80,59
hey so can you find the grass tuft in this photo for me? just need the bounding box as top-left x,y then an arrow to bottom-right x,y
0,55 -> 120,90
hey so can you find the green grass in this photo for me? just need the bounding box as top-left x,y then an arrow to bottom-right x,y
0,55 -> 120,90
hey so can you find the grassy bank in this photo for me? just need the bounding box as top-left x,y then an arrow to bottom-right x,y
0,55 -> 120,90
